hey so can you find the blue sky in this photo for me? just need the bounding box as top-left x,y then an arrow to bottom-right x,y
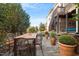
21,3 -> 54,26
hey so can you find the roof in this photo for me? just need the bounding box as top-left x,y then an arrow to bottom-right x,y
47,4 -> 58,18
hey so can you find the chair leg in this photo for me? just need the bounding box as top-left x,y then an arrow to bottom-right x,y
40,45 -> 44,56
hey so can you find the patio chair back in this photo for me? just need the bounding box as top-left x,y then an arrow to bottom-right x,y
36,33 -> 43,45
36,33 -> 44,55
15,38 -> 35,56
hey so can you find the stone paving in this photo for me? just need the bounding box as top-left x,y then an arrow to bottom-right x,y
36,37 -> 59,56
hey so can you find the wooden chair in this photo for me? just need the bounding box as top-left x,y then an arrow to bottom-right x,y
36,33 -> 44,56
16,39 -> 35,56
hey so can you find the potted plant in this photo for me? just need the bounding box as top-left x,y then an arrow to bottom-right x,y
59,35 -> 77,56
74,34 -> 79,55
45,31 -> 49,39
50,31 -> 56,45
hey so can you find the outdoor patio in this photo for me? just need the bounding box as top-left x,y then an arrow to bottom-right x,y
0,34 -> 59,56
0,32 -> 79,56
36,37 -> 59,56
0,3 -> 79,56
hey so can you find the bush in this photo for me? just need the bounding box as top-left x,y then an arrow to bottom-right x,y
39,23 -> 45,31
0,32 -> 6,45
50,31 -> 56,37
27,26 -> 37,33
41,32 -> 45,36
59,35 -> 77,45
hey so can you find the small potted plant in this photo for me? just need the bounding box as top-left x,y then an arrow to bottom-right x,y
59,35 -> 77,56
45,31 -> 49,39
50,31 -> 56,45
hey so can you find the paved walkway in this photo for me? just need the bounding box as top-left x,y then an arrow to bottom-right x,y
36,37 -> 59,56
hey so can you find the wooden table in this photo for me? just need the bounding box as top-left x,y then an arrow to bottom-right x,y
13,33 -> 37,56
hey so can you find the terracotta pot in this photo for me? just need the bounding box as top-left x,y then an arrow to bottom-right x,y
59,43 -> 77,56
76,45 -> 79,54
50,37 -> 56,45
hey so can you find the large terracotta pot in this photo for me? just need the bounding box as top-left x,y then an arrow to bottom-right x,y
59,43 -> 76,56
76,45 -> 79,55
50,37 -> 56,45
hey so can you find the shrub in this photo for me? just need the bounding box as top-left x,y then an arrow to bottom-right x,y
27,26 -> 37,33
50,31 -> 56,37
0,32 -> 6,45
41,32 -> 45,36
39,23 -> 45,31
59,35 -> 77,45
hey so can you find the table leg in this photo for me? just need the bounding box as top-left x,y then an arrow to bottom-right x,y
33,39 -> 36,56
14,39 -> 17,56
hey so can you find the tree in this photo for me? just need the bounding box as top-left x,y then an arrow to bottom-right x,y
27,26 -> 37,33
39,23 -> 45,31
35,26 -> 38,32
0,3 -> 30,35
69,4 -> 79,20
0,32 -> 7,44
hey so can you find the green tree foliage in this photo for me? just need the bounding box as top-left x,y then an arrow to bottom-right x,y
39,23 -> 45,31
70,3 -> 79,20
69,3 -> 79,33
0,3 -> 30,42
0,3 -> 30,34
35,26 -> 38,32
75,3 -> 79,8
0,32 -> 7,44
27,26 -> 37,33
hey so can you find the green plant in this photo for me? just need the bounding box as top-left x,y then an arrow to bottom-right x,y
0,4 -> 30,34
59,35 -> 77,45
41,32 -> 45,36
39,23 -> 45,31
0,32 -> 6,45
27,26 -> 37,33
50,31 -> 56,37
